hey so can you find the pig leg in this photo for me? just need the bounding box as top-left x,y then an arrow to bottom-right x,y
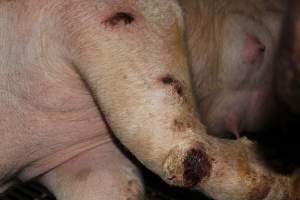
58,0 -> 211,188
55,1 -> 300,200
39,139 -> 144,200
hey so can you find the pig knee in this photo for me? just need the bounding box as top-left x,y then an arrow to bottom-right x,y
39,142 -> 145,200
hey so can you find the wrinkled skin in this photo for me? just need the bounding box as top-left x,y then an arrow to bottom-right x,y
179,0 -> 287,138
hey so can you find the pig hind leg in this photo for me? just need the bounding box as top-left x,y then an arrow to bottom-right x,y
38,140 -> 145,200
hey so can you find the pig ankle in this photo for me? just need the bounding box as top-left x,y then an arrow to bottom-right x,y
162,140 -> 212,187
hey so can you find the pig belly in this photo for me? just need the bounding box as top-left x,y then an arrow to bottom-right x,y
0,66 -> 110,184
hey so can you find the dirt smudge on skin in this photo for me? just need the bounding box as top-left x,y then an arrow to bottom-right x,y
74,168 -> 92,182
173,119 -> 186,132
173,117 -> 196,133
248,177 -> 271,200
236,152 -> 272,200
124,179 -> 144,200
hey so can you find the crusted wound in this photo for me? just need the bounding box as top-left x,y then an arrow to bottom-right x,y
183,148 -> 212,186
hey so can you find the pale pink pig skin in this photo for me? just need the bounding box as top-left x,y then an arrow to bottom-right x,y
0,0 -> 206,199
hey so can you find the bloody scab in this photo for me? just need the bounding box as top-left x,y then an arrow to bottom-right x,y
183,148 -> 211,186
161,74 -> 184,96
161,75 -> 175,84
103,12 -> 135,27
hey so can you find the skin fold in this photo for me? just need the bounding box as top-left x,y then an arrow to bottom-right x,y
0,0 -> 299,200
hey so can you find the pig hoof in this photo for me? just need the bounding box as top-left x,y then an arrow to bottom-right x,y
162,141 -> 212,187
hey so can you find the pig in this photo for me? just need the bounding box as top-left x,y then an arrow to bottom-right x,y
0,0 -> 208,199
179,0 -> 288,139
177,0 -> 300,200
0,1 -> 299,200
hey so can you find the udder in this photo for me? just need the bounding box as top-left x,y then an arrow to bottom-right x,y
200,86 -> 278,139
